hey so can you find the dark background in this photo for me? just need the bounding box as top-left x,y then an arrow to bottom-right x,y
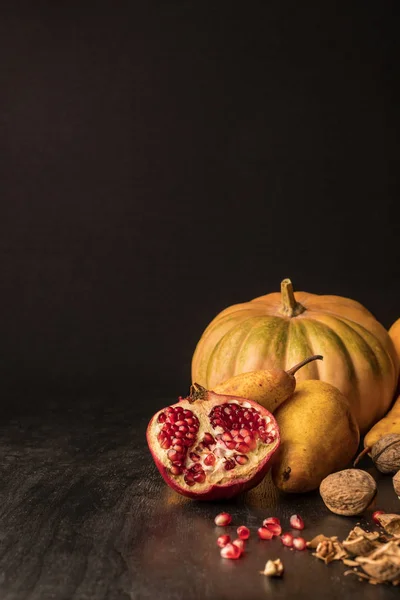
0,2 -> 399,403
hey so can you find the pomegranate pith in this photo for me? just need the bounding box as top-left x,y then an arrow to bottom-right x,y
147,384 -> 280,500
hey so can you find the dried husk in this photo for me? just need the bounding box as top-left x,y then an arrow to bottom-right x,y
376,514 -> 400,535
356,541 -> 400,582
394,471 -> 400,496
371,434 -> 400,474
342,526 -> 380,556
319,469 -> 377,516
259,559 -> 284,577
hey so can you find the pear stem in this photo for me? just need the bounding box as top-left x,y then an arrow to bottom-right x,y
353,445 -> 371,467
279,278 -> 306,317
286,354 -> 323,376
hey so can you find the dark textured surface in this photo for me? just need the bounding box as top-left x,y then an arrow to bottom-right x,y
0,395 -> 399,600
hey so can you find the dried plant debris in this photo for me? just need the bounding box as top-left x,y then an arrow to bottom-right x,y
375,513 -> 400,536
259,559 -> 284,577
307,521 -> 400,586
307,535 -> 347,564
342,526 -> 380,556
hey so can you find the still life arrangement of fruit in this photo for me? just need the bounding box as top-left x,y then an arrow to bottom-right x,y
146,278 -> 400,585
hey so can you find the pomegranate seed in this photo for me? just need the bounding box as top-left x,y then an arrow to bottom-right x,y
157,412 -> 166,423
237,526 -> 250,540
234,454 -> 248,465
262,517 -> 280,527
170,465 -> 182,475
220,543 -> 241,559
184,473 -> 195,486
203,453 -> 216,466
193,470 -> 206,483
160,437 -> 171,449
372,510 -> 385,525
289,514 -> 304,530
203,433 -> 215,446
292,537 -> 306,551
281,533 -> 294,547
217,534 -> 231,548
222,432 -> 232,442
224,458 -> 236,470
224,441 -> 237,450
232,538 -> 245,553
257,527 -> 273,540
236,442 -> 250,454
189,452 -> 200,462
214,512 -> 232,526
265,522 -> 282,536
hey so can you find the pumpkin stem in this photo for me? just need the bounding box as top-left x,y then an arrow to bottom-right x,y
279,278 -> 306,317
286,354 -> 323,376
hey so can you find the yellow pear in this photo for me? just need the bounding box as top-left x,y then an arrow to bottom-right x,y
363,394 -> 400,449
271,380 -> 360,493
213,354 -> 323,413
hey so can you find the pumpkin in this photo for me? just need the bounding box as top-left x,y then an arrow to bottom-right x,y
389,318 -> 400,363
191,278 -> 399,434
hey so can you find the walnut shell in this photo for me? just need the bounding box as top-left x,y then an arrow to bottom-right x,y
342,526 -> 380,556
319,469 -> 377,516
356,541 -> 400,582
393,470 -> 400,496
375,513 -> 400,535
371,434 -> 400,474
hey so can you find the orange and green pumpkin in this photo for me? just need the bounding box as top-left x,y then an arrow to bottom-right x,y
389,318 -> 400,364
191,279 -> 399,434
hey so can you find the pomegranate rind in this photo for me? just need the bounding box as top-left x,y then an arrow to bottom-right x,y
146,389 -> 280,500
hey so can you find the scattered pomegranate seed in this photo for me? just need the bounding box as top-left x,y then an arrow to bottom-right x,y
232,538 -> 245,554
214,512 -> 232,526
265,522 -> 282,536
372,510 -> 385,525
220,543 -> 241,559
292,536 -> 306,550
257,526 -> 273,540
217,534 -> 231,548
281,533 -> 294,547
237,525 -> 250,540
289,514 -> 305,530
262,517 -> 280,527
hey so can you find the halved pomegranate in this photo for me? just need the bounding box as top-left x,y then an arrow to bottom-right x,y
146,383 -> 280,500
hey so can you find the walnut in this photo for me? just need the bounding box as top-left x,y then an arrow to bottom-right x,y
319,469 -> 377,516
394,470 -> 400,496
371,434 -> 400,474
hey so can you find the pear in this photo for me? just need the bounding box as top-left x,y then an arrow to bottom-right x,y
271,380 -> 360,493
213,354 -> 323,413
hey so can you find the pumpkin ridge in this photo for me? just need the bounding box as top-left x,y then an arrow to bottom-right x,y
235,318 -> 289,374
205,315 -> 278,387
301,316 -> 358,382
293,320 -> 323,379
